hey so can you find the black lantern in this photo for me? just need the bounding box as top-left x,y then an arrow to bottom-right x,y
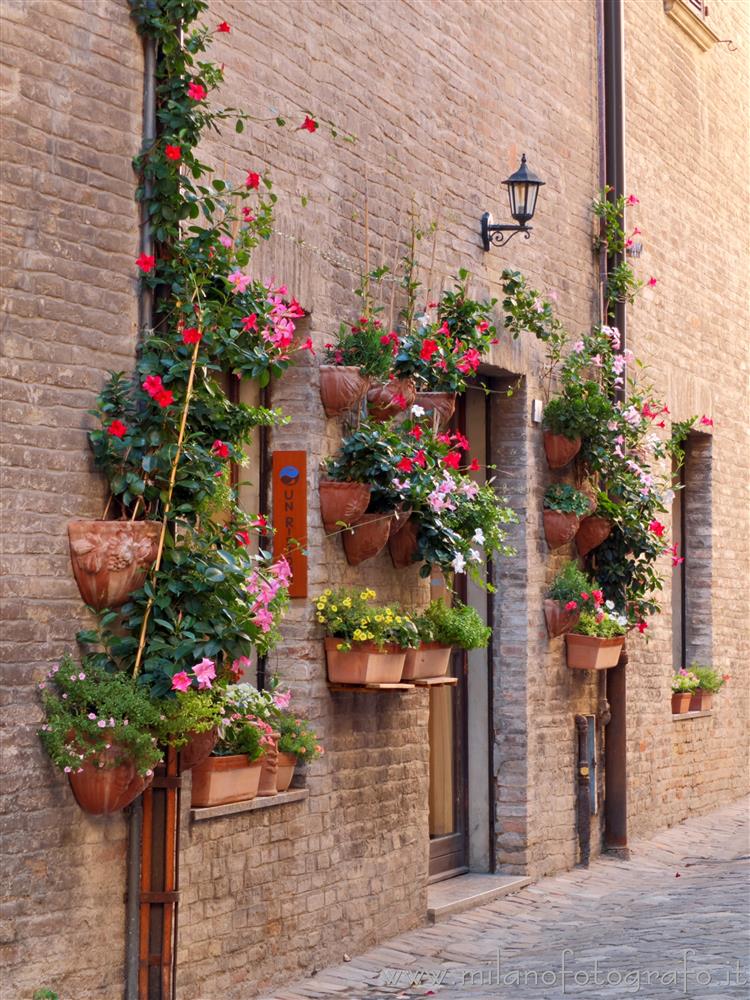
481,154 -> 545,251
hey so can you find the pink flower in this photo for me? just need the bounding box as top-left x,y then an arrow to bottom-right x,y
253,608 -> 275,633
648,276 -> 658,287
97,719 -> 107,728
626,194 -> 640,206
193,658 -> 216,690
273,689 -> 292,709
457,348 -> 481,374
299,115 -> 318,133
164,145 -> 181,161
592,590 -> 604,606
671,543 -> 684,567
231,656 -> 252,680
245,171 -> 261,189
136,253 -> 155,273
171,671 -> 192,693
187,81 -> 206,101
228,271 -> 252,294
212,439 -> 230,459
392,392 -> 408,410
648,520 -> 665,537
219,234 -> 233,249
565,601 -> 578,611
143,374 -> 164,398
241,314 -> 258,332
299,337 -> 315,354
699,415 -> 714,427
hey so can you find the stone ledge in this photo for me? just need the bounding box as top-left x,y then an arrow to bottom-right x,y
427,873 -> 531,923
672,710 -> 713,722
190,788 -> 309,822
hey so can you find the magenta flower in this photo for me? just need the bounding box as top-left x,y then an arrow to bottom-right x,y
273,689 -> 292,709
228,271 -> 252,294
193,658 -> 216,690
171,671 -> 192,693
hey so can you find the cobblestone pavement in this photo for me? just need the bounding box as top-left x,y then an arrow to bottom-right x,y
261,798 -> 749,1000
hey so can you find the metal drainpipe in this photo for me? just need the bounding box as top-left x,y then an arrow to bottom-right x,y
126,31 -> 157,1000
601,0 -> 630,859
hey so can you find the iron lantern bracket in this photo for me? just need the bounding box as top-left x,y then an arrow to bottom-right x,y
481,212 -> 532,251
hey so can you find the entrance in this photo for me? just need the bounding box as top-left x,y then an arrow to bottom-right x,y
428,383 -> 494,879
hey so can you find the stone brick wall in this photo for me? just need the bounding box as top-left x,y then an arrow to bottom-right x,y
0,1 -> 143,996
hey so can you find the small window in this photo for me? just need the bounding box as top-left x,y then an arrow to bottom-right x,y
663,0 -> 721,50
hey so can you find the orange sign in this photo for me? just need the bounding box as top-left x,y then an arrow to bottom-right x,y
271,450 -> 308,597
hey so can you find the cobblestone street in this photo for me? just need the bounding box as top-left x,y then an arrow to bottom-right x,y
263,798 -> 750,1000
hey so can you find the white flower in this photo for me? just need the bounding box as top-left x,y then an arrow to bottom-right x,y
451,552 -> 466,574
472,528 -> 485,545
605,599 -> 615,610
411,404 -> 425,417
468,549 -> 482,563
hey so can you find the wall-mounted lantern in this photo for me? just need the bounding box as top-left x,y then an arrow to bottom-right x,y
481,154 -> 545,251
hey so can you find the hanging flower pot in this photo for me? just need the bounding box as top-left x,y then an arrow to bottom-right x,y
414,392 -> 457,429
543,510 -> 580,549
388,515 -> 420,568
190,754 -> 264,808
67,745 -> 154,815
179,728 -> 219,771
319,365 -> 369,417
367,378 -> 416,421
401,643 -> 452,680
324,636 -> 406,684
565,633 -> 624,670
257,734 -> 280,797
575,515 -> 612,557
389,506 -> 413,538
341,512 -> 392,565
543,599 -> 581,639
671,692 -> 692,714
276,751 -> 297,793
67,520 -> 161,611
319,481 -> 371,535
688,690 -> 713,711
543,432 -> 581,469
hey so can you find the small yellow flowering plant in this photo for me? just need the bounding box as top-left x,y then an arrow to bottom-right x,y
315,588 -> 416,651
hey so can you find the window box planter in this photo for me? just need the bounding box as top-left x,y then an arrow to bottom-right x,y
688,690 -> 713,711
319,365 -> 370,417
543,432 -> 581,469
324,636 -> 406,684
671,692 -> 692,714
319,481 -> 370,535
402,642 -> 452,680
67,520 -> 161,610
544,599 -> 581,639
341,512 -> 392,565
543,510 -> 580,549
565,633 -> 625,670
190,754 -> 263,808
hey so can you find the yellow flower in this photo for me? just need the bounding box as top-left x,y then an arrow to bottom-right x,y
360,589 -> 376,600
317,614 -> 325,623
342,597 -> 352,608
324,589 -> 332,596
395,616 -> 402,624
375,615 -> 383,623
331,605 -> 338,612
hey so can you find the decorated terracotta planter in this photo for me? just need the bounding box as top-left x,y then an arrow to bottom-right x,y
190,754 -> 263,808
543,599 -> 581,639
543,510 -> 580,549
179,728 -> 219,771
389,505 -> 413,538
388,515 -> 420,568
67,520 -> 161,610
688,690 -> 713,711
257,734 -> 280,797
671,692 -> 692,714
276,751 -> 297,793
401,642 -> 452,680
367,378 -> 416,421
414,391 -> 457,429
319,481 -> 370,535
341,512 -> 392,565
575,515 -> 613,557
67,745 -> 154,815
565,633 -> 625,670
324,636 -> 406,685
543,432 -> 581,469
319,365 -> 369,417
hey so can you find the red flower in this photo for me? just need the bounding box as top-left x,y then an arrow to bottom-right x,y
396,456 -> 414,473
107,419 -> 127,438
469,458 -> 480,471
236,530 -> 251,546
641,402 -> 658,419
453,432 -> 470,451
648,520 -> 665,537
246,171 -> 261,189
409,425 -> 423,441
187,81 -> 206,101
299,115 -> 318,133
477,320 -> 490,333
580,591 -> 590,602
671,543 -> 684,567
165,145 -> 181,161
637,620 -> 648,634
420,338 -> 439,361
182,326 -> 202,344
242,207 -> 255,222
626,194 -> 640,206
299,337 -> 316,354
437,432 -> 452,445
565,601 -> 578,611
392,393 -> 408,410
143,375 -> 164,398
155,389 -> 174,408
436,321 -> 451,338
442,451 -> 461,469
414,450 -> 427,468
592,589 -> 604,606
656,421 -> 666,429
217,21 -> 231,32
212,440 -> 230,459
136,253 -> 155,273
252,515 -> 268,529
648,276 -> 658,287
699,415 -> 714,427
457,348 -> 481,374
241,314 -> 258,332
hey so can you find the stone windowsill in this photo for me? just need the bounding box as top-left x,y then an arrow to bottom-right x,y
190,787 -> 308,822
663,0 -> 721,51
672,710 -> 713,722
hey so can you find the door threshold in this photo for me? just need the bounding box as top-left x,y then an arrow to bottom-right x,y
427,872 -> 531,923
428,864 -> 469,885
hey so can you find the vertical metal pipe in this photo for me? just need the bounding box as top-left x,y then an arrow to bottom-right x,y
485,384 -> 496,873
575,716 -> 591,867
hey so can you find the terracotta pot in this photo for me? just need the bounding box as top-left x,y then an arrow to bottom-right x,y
190,754 -> 263,808
389,506 -> 413,538
543,509 -> 580,549
319,481 -> 370,535
257,734 -> 280,797
388,515 -> 420,568
543,599 -> 581,639
671,692 -> 692,714
401,642 -> 452,680
276,751 -> 297,793
179,728 -> 218,771
688,690 -> 713,711
367,378 -> 416,421
68,520 -> 161,610
341,512 -> 392,565
324,636 -> 406,684
414,392 -> 457,429
543,432 -> 581,469
67,744 -> 154,814
565,633 -> 625,670
576,516 -> 613,557
319,365 -> 369,417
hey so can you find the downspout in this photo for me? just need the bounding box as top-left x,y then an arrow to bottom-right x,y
601,0 -> 630,858
126,31 -> 157,1000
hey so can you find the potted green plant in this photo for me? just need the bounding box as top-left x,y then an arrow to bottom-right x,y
190,713 -> 273,808
566,609 -> 626,670
153,689 -> 227,771
542,397 -> 585,468
37,656 -> 163,814
316,587 -> 411,684
544,562 -> 599,638
403,599 -> 490,679
543,484 -> 591,549
687,663 -> 729,711
576,491 -> 616,557
671,669 -> 700,714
